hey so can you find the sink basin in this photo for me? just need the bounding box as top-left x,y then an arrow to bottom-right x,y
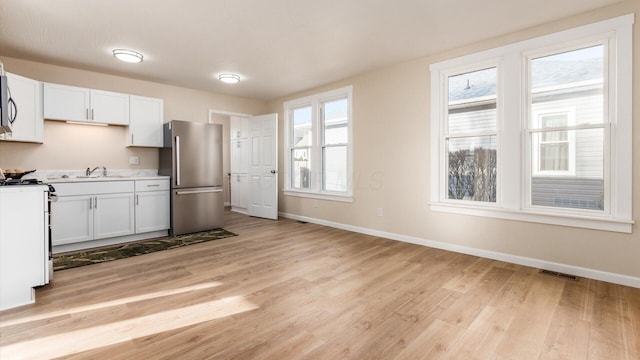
103,175 -> 128,178
75,175 -> 101,178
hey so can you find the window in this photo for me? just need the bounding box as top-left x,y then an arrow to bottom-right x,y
528,44 -> 606,210
446,67 -> 498,203
430,14 -> 633,232
284,86 -> 353,201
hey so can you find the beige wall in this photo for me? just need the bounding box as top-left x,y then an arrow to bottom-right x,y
0,57 -> 267,201
268,0 -> 640,279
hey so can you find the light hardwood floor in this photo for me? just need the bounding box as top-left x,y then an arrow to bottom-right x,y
1,211 -> 639,359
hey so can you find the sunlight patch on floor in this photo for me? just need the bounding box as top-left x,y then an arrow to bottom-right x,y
0,281 -> 222,327
0,294 -> 258,359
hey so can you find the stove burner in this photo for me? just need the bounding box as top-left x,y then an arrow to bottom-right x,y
0,178 -> 44,186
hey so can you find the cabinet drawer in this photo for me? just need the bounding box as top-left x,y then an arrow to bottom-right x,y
135,179 -> 170,192
54,181 -> 135,196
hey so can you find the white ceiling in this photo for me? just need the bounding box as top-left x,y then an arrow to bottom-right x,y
0,0 -> 623,100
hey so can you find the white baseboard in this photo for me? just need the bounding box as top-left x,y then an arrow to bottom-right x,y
279,212 -> 640,288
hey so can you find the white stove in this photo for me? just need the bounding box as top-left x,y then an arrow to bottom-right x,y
0,180 -> 54,311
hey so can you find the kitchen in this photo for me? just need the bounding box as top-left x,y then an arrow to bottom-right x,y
0,1 -> 640,358
0,49 -> 274,306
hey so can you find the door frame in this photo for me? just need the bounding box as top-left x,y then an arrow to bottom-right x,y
208,109 -> 279,219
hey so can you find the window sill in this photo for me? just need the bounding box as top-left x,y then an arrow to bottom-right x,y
283,189 -> 353,203
429,202 -> 633,233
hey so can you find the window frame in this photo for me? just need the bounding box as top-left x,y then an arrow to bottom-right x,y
284,86 -> 353,202
440,62 -> 501,207
429,14 -> 634,233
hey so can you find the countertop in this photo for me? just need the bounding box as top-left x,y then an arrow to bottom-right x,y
46,175 -> 169,183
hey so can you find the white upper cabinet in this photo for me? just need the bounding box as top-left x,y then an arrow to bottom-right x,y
0,73 -> 44,143
127,95 -> 164,147
43,83 -> 89,122
43,83 -> 129,125
90,89 -> 129,125
230,116 -> 249,140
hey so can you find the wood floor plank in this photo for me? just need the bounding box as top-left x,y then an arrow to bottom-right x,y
0,210 -> 638,359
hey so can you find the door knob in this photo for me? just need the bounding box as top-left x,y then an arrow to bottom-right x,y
270,170 -> 276,174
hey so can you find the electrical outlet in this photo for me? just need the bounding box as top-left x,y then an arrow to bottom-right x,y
313,199 -> 318,208
377,208 -> 383,217
129,156 -> 140,165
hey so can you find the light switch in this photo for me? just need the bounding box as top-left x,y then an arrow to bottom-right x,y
129,156 -> 140,165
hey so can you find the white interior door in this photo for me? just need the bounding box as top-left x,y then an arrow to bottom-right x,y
248,113 -> 278,219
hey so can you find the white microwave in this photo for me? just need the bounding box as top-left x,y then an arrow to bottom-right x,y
0,74 -> 14,134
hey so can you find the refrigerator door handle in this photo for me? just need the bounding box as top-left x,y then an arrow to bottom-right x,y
176,189 -> 223,195
175,135 -> 181,186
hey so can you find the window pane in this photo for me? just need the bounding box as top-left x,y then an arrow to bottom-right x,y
291,148 -> 311,189
539,141 -> 569,171
531,128 -> 604,210
292,106 -> 312,147
531,45 -> 604,127
448,67 -> 497,134
323,146 -> 347,192
323,98 -> 348,145
447,136 -> 497,202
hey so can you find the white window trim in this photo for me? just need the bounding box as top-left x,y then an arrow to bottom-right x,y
429,14 -> 634,233
283,86 -> 353,201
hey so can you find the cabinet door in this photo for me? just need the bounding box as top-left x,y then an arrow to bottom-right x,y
230,116 -> 249,139
0,73 -> 43,143
128,95 -> 164,147
43,83 -> 89,122
51,195 -> 93,245
135,191 -> 170,233
230,174 -> 248,210
230,139 -> 249,173
93,193 -> 135,239
91,90 -> 129,125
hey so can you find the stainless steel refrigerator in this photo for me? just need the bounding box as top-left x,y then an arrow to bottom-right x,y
159,120 -> 224,235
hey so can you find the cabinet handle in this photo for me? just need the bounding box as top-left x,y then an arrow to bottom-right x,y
237,130 -> 241,138
94,196 -> 98,208
91,108 -> 95,120
131,134 -> 134,144
237,142 -> 241,148
176,188 -> 222,195
86,108 -> 89,120
146,184 -> 160,187
89,196 -> 92,209
136,194 -> 139,205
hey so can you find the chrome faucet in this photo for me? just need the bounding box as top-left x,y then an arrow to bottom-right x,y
86,166 -> 106,176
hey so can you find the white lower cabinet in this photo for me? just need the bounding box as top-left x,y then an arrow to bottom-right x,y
51,181 -> 135,246
135,179 -> 170,233
51,179 -> 169,249
51,195 -> 94,245
93,193 -> 136,239
230,173 -> 248,213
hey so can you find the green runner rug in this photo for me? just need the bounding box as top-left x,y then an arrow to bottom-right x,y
53,228 -> 237,271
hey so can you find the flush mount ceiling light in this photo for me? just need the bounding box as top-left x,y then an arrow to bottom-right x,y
218,73 -> 240,84
112,49 -> 144,63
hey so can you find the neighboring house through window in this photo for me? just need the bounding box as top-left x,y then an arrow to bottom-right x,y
284,86 -> 353,201
429,14 -> 633,232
